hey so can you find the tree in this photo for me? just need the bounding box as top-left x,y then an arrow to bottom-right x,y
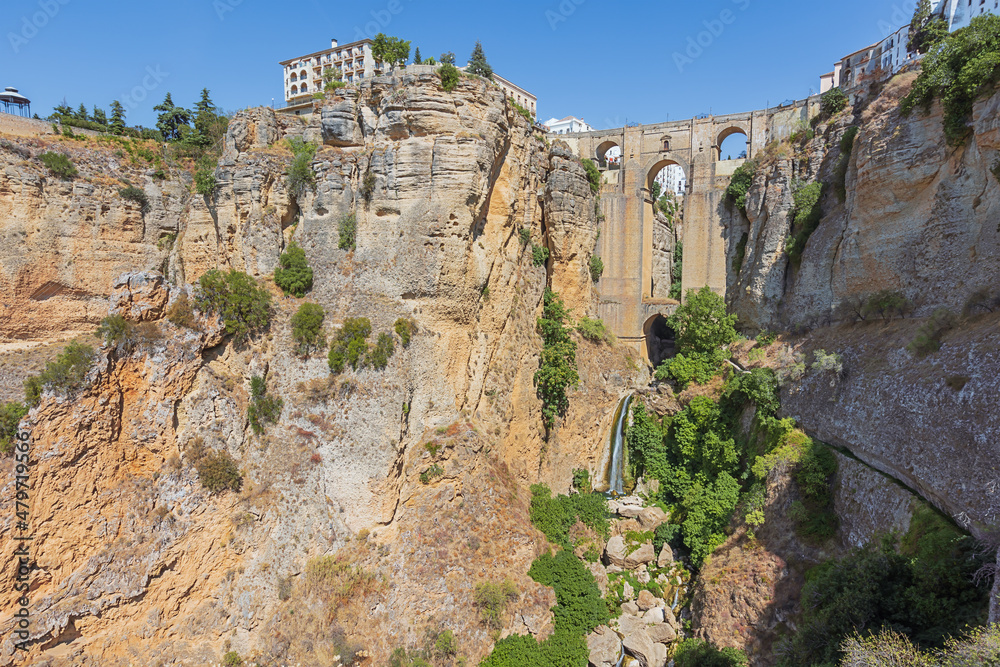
291,303 -> 326,356
467,41 -> 493,79
75,103 -> 88,121
669,286 -> 738,357
52,100 -> 72,118
154,93 -> 191,141
195,270 -> 272,340
413,47 -> 422,64
92,106 -> 107,126
371,33 -> 411,70
909,0 -> 949,54
273,241 -> 314,297
189,88 -> 227,149
109,101 -> 126,135
440,52 -> 456,65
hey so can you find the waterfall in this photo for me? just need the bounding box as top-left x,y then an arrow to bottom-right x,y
606,395 -> 633,496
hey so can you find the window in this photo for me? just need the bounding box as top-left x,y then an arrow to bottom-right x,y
291,85 -> 298,94
301,83 -> 308,92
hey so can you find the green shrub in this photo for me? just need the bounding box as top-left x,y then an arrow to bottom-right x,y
291,302 -> 326,356
0,402 -> 28,456
792,440 -> 838,541
328,317 -> 372,373
359,171 -> 376,204
438,63 -> 460,92
511,100 -> 533,123
581,158 -> 601,194
652,522 -> 680,555
674,639 -> 748,667
222,650 -> 243,667
24,341 -> 96,406
419,463 -> 443,484
725,159 -> 756,212
528,549 -> 609,635
196,269 -> 272,340
118,185 -> 149,210
394,318 -> 416,347
821,87 -> 849,116
529,484 -> 609,548
39,151 -> 77,179
197,449 -> 243,494
655,352 -> 720,388
784,181 -> 824,264
194,166 -> 216,195
274,242 -> 313,297
862,289 -> 912,321
286,137 -> 317,199
901,15 -> 1000,145
964,287 -> 1000,315
97,314 -> 134,349
518,227 -> 532,247
473,580 -> 519,630
531,243 -> 549,267
534,290 -> 579,430
576,317 -> 612,344
572,468 -> 591,493
654,286 -> 738,389
907,308 -> 957,357
338,212 -> 357,251
366,332 -> 395,370
668,241 -> 683,300
588,255 -> 604,282
248,375 -> 283,435
811,349 -> 843,375
434,630 -> 457,656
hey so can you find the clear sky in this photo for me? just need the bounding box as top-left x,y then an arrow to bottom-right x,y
1,0 -> 919,129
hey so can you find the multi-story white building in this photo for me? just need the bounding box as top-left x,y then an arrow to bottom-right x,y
655,164 -> 686,195
820,0 -> 997,93
543,116 -> 594,135
279,38 -> 380,115
494,74 -> 537,118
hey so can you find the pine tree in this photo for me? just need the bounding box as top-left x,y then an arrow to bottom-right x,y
154,93 -> 191,142
467,41 -> 493,79
109,101 -> 126,135
908,0 -> 947,54
440,52 -> 456,65
414,47 -> 422,64
75,103 -> 88,121
92,106 -> 107,126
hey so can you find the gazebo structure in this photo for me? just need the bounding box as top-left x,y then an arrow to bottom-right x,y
0,87 -> 31,117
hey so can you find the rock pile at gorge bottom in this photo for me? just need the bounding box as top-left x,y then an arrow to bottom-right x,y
0,71 -> 642,666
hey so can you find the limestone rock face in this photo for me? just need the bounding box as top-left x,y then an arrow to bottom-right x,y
620,623 -> 655,667
587,561 -> 610,596
224,106 -> 282,160
109,272 -> 169,321
321,94 -> 365,147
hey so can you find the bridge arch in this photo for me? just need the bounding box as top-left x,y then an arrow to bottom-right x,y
643,314 -> 675,367
645,157 -> 688,194
716,125 -> 750,161
596,140 -> 621,168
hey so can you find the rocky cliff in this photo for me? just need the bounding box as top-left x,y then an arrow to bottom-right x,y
0,72 -> 642,665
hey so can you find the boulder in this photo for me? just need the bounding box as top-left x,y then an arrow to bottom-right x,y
636,589 -> 657,611
651,642 -> 668,667
622,580 -> 635,602
638,506 -> 669,530
646,622 -> 677,644
605,535 -> 628,567
621,601 -> 640,616
615,496 -> 645,518
622,626 -> 656,667
624,543 -> 656,569
657,544 -> 674,568
643,607 -> 665,624
636,569 -> 651,585
662,606 -> 678,630
587,625 -> 621,667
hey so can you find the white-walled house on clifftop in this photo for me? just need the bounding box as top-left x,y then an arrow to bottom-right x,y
544,116 -> 594,135
279,38 -> 382,115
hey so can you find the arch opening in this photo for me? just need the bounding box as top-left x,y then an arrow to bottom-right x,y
596,141 -> 621,170
647,159 -> 687,197
717,127 -> 748,161
643,315 -> 676,368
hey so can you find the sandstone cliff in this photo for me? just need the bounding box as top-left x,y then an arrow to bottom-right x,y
0,72 -> 641,665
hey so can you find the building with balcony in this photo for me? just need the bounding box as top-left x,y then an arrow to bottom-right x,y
543,116 -> 594,135
279,38 -> 380,115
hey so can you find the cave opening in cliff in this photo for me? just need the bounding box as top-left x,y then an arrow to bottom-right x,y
644,314 -> 675,368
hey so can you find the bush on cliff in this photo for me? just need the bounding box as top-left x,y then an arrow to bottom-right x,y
725,159 -> 756,212
581,158 -> 601,194
674,639 -> 748,667
820,87 -> 849,117
196,449 -> 243,494
438,63 -> 460,92
0,402 -> 28,456
248,375 -> 283,435
529,484 -> 609,548
274,241 -> 314,297
23,341 -> 96,408
195,269 -> 272,340
654,286 -> 738,389
338,212 -> 357,251
784,181 -> 824,264
534,289 -> 579,430
902,14 -> 1000,145
328,317 -> 372,373
588,255 -> 604,282
285,137 -> 317,199
39,151 -> 77,179
118,185 -> 149,210
291,302 -> 326,356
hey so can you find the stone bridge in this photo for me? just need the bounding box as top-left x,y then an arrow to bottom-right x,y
557,96 -> 822,363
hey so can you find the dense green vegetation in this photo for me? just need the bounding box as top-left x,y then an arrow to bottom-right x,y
588,255 -> 604,282
780,505 -> 988,666
669,242 -> 683,300
328,318 -> 396,373
291,303 -> 326,356
0,402 -> 28,456
196,269 -> 272,340
531,243 -> 550,267
909,0 -> 949,54
274,242 -> 314,297
534,289 -> 579,431
529,484 -> 610,549
38,151 -> 77,179
286,138 -> 317,199
654,287 -> 738,389
438,63 -> 460,92
821,87 -> 849,116
576,317 -> 613,345
784,181 -> 824,263
248,375 -> 283,435
725,159 -> 756,212
581,158 -> 602,194
338,212 -> 357,251
674,639 -> 748,667
902,15 -> 1000,144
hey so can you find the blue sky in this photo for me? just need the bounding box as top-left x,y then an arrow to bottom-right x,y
1,0 -> 919,129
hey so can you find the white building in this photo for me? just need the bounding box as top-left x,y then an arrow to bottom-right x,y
655,164 -> 686,195
494,74 -> 537,118
279,38 -> 380,115
819,0 -> 997,93
544,116 -> 594,135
